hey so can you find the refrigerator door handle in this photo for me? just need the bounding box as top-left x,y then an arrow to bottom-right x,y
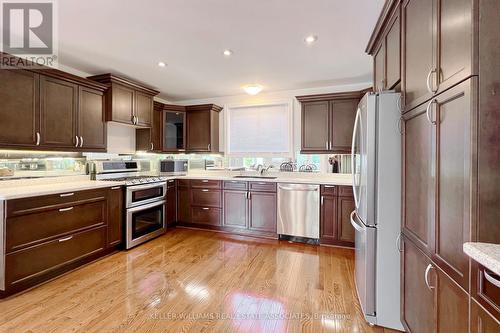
350,211 -> 364,232
351,107 -> 361,209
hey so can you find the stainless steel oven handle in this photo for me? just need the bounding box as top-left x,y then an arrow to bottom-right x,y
127,182 -> 167,191
484,271 -> 500,288
349,211 -> 364,232
126,200 -> 166,213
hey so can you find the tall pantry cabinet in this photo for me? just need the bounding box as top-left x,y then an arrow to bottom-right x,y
366,0 -> 500,332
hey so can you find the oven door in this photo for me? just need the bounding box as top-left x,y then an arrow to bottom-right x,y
126,182 -> 166,208
126,200 -> 166,249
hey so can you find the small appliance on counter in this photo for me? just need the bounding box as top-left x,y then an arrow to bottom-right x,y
189,158 -> 214,170
160,159 -> 188,174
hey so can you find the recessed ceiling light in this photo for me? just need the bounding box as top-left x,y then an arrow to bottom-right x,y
157,61 -> 167,67
304,35 -> 318,44
223,49 -> 233,56
243,84 -> 263,95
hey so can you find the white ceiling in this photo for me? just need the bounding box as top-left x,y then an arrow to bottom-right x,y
58,0 -> 384,101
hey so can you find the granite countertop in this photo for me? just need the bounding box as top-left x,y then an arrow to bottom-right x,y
463,242 -> 500,275
175,174 -> 352,186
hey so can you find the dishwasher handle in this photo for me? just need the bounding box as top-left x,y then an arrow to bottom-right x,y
278,185 -> 318,192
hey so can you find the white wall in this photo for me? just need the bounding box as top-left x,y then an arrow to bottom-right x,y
175,82 -> 371,154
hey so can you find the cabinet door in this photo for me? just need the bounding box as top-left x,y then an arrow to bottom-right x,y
177,186 -> 191,223
402,237 -> 435,333
0,70 -> 40,147
385,7 -> 401,89
436,267 -> 469,333
436,0 -> 473,93
402,0 -> 435,111
374,42 -> 386,91
107,187 -> 123,247
40,76 -> 78,148
186,110 -> 211,151
249,191 -> 276,233
330,99 -> 358,153
433,79 -> 472,290
111,84 -> 134,124
134,91 -> 153,127
301,101 -> 330,152
223,191 -> 248,229
471,299 -> 500,333
151,108 -> 162,151
164,111 -> 186,151
78,87 -> 106,151
166,185 -> 177,227
402,103 -> 435,254
320,195 -> 337,244
337,196 -> 355,245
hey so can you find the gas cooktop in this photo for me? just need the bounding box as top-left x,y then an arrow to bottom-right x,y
100,176 -> 168,186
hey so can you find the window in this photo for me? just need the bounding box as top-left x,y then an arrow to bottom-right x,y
225,102 -> 292,156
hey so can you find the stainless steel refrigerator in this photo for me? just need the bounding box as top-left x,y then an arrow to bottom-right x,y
350,91 -> 404,330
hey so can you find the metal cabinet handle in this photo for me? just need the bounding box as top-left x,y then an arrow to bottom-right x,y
208,144 -> 211,151
75,136 -> 79,147
58,236 -> 73,242
248,192 -> 251,200
168,180 -> 175,183
324,185 -> 335,188
484,271 -> 500,288
58,206 -> 74,212
396,233 -> 403,252
150,142 -> 154,151
424,264 -> 435,290
36,132 -> 41,146
131,115 -> 135,124
201,189 -> 209,192
425,100 -> 437,125
80,136 -> 84,147
111,186 -> 121,190
202,180 -> 209,183
202,207 -> 210,210
426,68 -> 437,93
60,192 -> 74,197
321,196 -> 324,205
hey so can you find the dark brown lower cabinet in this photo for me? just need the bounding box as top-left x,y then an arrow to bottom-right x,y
223,190 -> 248,229
320,185 -> 355,247
166,181 -> 177,227
248,191 -> 276,233
107,186 -> 123,247
471,298 -> 500,332
177,184 -> 191,223
436,266 -> 468,333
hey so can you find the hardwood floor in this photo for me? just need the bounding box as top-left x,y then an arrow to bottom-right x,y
0,228 -> 400,333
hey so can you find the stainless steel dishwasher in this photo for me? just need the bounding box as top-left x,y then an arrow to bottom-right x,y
277,183 -> 320,240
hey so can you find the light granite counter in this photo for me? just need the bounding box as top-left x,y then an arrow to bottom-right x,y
463,242 -> 500,276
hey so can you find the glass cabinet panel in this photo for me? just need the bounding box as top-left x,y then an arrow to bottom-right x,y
164,111 -> 185,150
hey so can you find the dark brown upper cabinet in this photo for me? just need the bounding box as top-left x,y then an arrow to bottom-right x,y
163,104 -> 187,152
0,70 -> 40,147
366,1 -> 401,92
296,90 -> 366,154
136,101 -> 164,152
88,73 -> 159,128
0,62 -> 107,152
185,104 -> 222,153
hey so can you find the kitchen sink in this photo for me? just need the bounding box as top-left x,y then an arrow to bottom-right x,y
233,175 -> 277,179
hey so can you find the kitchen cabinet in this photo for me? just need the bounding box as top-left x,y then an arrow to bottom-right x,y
136,101 -> 163,152
0,70 -> 40,147
471,261 -> 500,323
401,0 -> 474,112
435,266 -> 469,333
401,237 -> 435,333
366,1 -> 400,91
177,182 -> 191,223
471,299 -> 500,332
248,191 -> 276,234
40,75 -> 79,148
1,188 -> 119,298
107,186 -> 123,247
320,185 -> 355,247
166,180 -> 177,227
297,90 -> 366,154
163,105 -> 187,152
223,190 -> 248,229
88,73 -> 159,127
78,87 -> 106,150
185,104 -> 222,152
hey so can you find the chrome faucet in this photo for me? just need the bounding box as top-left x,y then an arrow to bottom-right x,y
260,165 -> 274,175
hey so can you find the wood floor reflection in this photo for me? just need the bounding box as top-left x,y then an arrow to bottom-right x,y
0,228 -> 400,333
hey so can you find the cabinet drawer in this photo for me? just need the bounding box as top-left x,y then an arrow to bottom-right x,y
6,200 -> 106,252
223,180 -> 248,191
338,186 -> 353,197
6,188 -> 108,217
321,185 -> 337,196
191,207 -> 221,226
177,179 -> 190,187
191,189 -> 221,207
5,226 -> 106,287
249,182 -> 276,192
190,179 -> 221,189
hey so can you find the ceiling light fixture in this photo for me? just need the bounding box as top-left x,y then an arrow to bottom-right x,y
157,61 -> 167,67
223,49 -> 233,56
304,35 -> 318,44
243,84 -> 263,95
